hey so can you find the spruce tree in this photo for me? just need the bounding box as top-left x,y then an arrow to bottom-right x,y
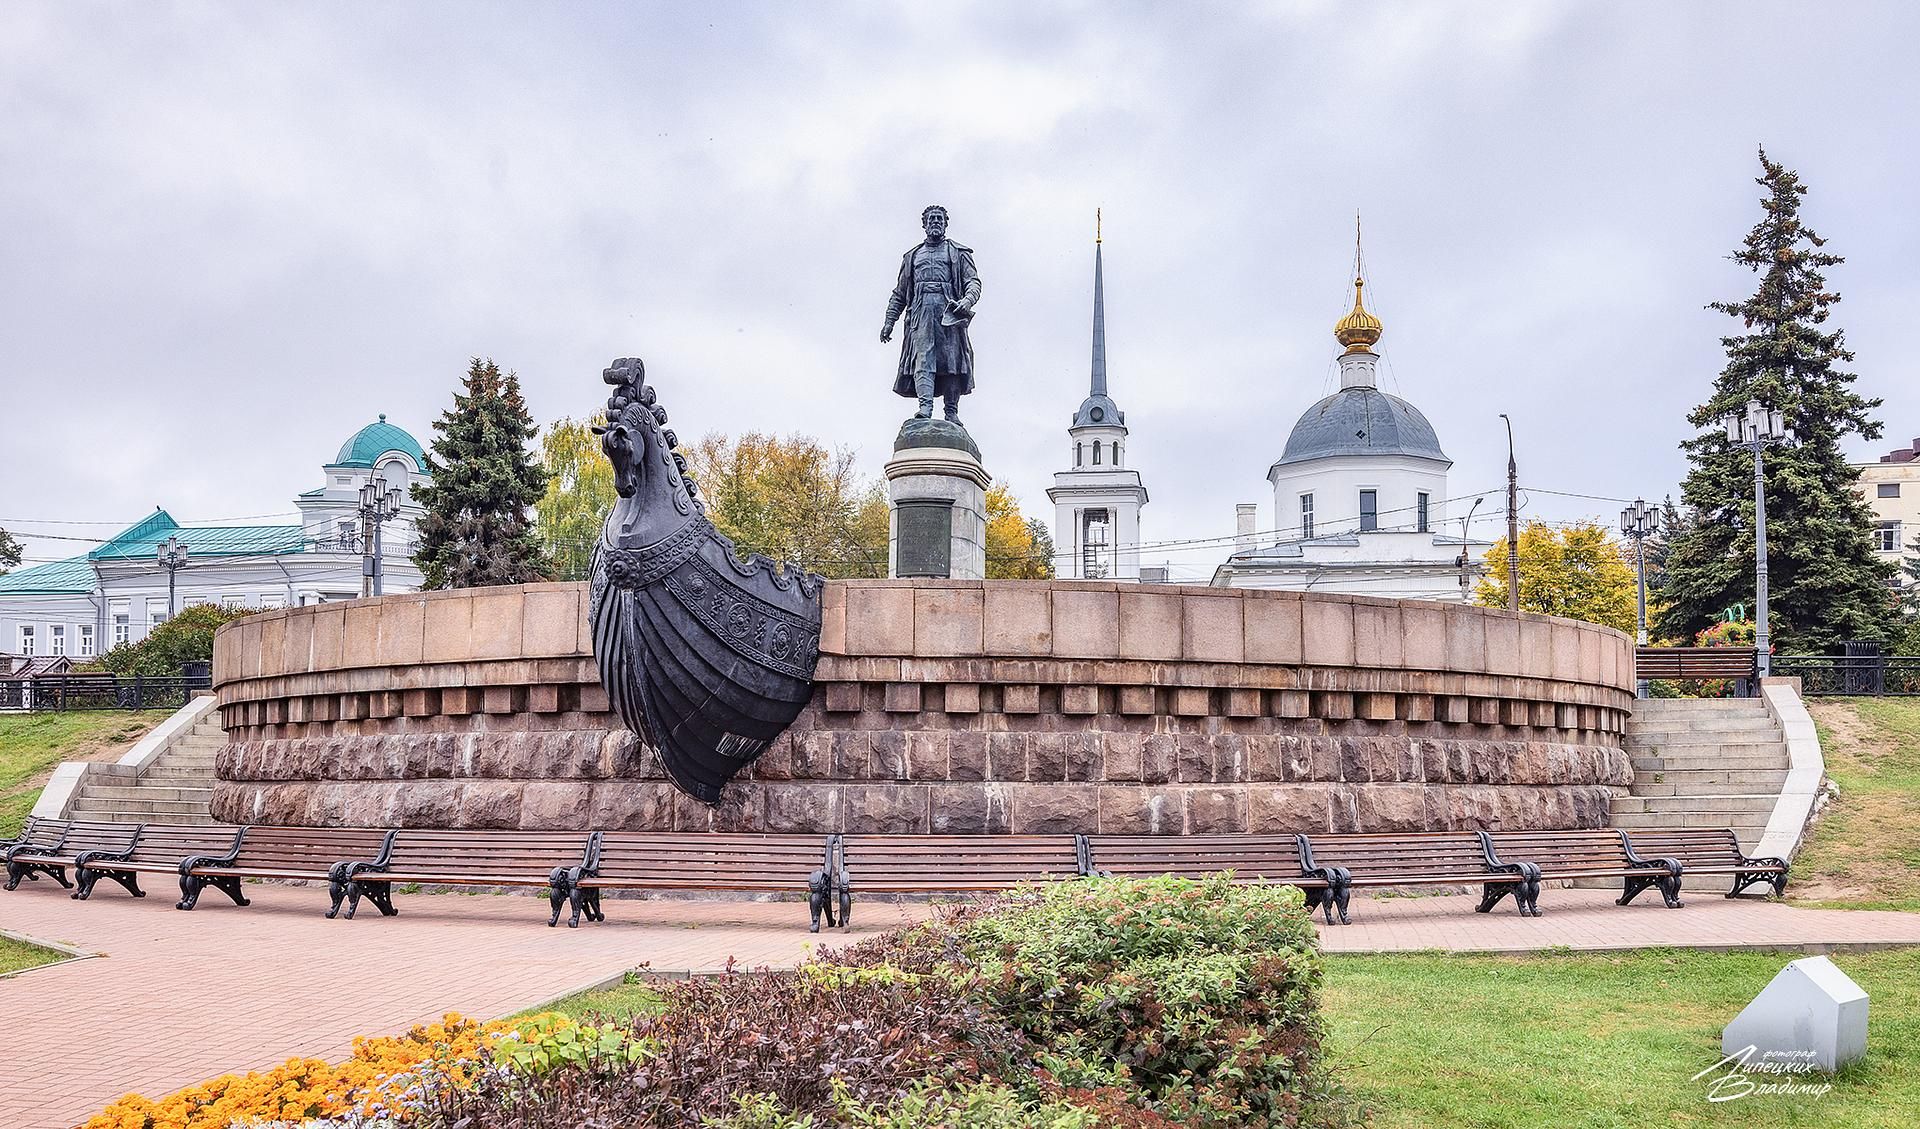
1656,149 -> 1896,653
412,358 -> 551,589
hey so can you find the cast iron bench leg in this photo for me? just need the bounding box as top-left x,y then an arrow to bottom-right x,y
807,866 -> 831,933
547,867 -> 570,928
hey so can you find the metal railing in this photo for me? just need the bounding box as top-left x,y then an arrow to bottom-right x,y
0,672 -> 212,712
1772,655 -> 1920,696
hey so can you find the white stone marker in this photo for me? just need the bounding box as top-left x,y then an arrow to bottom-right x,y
1722,956 -> 1868,1072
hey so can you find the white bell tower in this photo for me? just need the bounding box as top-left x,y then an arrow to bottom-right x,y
1049,211 -> 1148,580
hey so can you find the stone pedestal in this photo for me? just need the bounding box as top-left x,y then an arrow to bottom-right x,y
885,419 -> 989,579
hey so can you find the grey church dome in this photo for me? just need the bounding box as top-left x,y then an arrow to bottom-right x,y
1276,387 -> 1449,466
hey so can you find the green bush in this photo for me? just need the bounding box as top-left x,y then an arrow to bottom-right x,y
86,602 -> 259,677
836,875 -> 1330,1127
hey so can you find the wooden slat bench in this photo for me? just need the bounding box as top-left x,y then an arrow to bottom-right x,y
831,834 -> 1087,929
1085,834 -> 1344,923
1483,828 -> 1685,908
177,826 -> 396,915
75,824 -> 247,901
1634,646 -> 1759,694
4,820 -> 139,892
568,832 -> 835,931
1,818 -> 68,868
1623,828 -> 1789,898
336,829 -> 597,921
1299,831 -> 1541,922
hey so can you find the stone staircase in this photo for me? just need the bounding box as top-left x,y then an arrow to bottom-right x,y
66,710 -> 220,825
1613,698 -> 1787,853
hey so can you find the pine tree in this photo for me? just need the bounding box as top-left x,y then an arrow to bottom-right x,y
412,358 -> 551,589
1655,149 -> 1896,652
1641,495 -> 1689,601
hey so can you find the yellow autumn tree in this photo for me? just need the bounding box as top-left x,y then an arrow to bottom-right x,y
1474,520 -> 1640,634
682,432 -> 890,578
985,482 -> 1056,579
534,416 -> 617,581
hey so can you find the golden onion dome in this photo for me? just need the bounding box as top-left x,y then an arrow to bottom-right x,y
1334,277 -> 1382,354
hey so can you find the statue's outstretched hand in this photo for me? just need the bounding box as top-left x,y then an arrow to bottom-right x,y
880,326 -> 893,343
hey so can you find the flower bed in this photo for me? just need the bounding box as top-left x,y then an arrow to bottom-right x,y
83,875 -> 1335,1128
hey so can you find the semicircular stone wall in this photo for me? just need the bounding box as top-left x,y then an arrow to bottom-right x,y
210,580 -> 1635,835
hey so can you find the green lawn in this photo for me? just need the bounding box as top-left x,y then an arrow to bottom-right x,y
1800,698 -> 1920,912
1324,948 -> 1920,1128
0,711 -> 165,836
0,934 -> 68,976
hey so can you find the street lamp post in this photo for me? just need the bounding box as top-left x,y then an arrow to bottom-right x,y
1456,496 -> 1486,599
1499,414 -> 1519,612
156,535 -> 189,620
1724,399 -> 1790,678
357,482 -> 406,598
1619,497 -> 1661,698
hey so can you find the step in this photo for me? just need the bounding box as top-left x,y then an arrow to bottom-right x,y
76,785 -> 214,803
1626,724 -> 1782,742
67,798 -> 213,816
1612,794 -> 1777,815
1627,743 -> 1786,762
1611,810 -> 1771,831
1632,755 -> 1787,773
134,774 -> 215,789
1630,768 -> 1788,790
1631,701 -> 1771,716
148,758 -> 215,771
66,809 -> 211,827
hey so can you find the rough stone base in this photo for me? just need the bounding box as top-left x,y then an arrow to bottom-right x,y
212,724 -> 1629,835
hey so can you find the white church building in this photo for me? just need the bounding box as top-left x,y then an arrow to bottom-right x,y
1212,254 -> 1489,600
0,417 -> 431,661
1049,220 -> 1149,580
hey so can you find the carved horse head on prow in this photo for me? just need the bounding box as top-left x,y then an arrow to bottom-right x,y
595,357 -> 700,546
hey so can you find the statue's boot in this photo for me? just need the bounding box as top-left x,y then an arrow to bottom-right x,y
914,373 -> 934,419
943,390 -> 962,425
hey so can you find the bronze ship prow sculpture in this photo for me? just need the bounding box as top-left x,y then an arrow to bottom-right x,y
589,357 -> 825,803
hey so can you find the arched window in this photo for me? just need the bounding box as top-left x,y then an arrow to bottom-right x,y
1110,441 -> 1120,466
1075,443 -> 1083,467
1093,442 -> 1102,465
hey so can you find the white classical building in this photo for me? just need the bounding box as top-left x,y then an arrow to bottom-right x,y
1213,260 -> 1489,599
0,417 -> 430,661
1856,435 -> 1920,565
1048,224 -> 1149,580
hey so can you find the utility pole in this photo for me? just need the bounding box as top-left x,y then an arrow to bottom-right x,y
357,482 -> 405,598
1725,400 -> 1789,678
156,535 -> 189,620
1500,413 -> 1519,612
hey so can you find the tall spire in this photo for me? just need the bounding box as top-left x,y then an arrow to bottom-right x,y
1090,207 -> 1107,398
1334,211 -> 1383,355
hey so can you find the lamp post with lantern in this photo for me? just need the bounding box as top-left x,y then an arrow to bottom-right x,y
357,482 -> 406,598
156,535 -> 189,620
1724,399 -> 1791,678
1618,497 -> 1660,697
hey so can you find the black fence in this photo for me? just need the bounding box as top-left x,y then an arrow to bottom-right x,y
0,673 -> 212,712
1773,655 -> 1920,696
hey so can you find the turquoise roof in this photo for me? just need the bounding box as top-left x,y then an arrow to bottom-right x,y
0,556 -> 96,595
87,509 -> 305,561
334,415 -> 426,469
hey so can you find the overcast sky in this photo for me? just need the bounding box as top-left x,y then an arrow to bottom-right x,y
3,3 -> 1916,581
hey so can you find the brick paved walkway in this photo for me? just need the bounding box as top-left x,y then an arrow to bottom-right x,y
5,881 -> 1920,1129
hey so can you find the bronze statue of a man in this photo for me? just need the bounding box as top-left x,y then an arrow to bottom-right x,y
881,204 -> 981,423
